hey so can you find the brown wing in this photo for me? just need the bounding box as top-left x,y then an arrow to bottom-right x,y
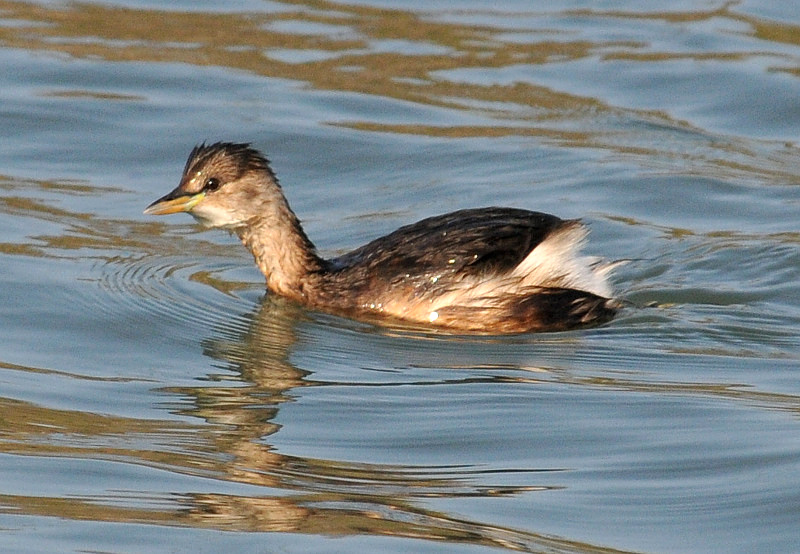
326,207 -> 570,294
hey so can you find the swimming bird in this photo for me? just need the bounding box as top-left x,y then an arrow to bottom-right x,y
144,142 -> 620,333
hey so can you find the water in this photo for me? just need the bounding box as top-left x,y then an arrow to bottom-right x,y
2,1 -> 800,552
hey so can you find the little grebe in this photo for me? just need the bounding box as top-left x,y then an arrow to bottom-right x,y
145,142 -> 620,333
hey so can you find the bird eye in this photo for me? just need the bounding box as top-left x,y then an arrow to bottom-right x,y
204,177 -> 221,192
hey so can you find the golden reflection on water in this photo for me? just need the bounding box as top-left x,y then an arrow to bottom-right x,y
159,296 -> 567,546
2,2 -> 800,550
2,259 -> 798,551
0,290 -> 617,552
0,0 -> 798,183
1,123 -> 799,554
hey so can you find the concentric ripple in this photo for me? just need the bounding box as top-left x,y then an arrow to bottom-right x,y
81,248 -> 261,337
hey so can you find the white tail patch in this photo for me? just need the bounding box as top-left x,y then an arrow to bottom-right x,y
390,221 -> 617,321
512,222 -> 613,298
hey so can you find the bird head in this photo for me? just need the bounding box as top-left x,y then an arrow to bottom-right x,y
144,142 -> 280,229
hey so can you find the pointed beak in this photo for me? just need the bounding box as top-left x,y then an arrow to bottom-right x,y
143,188 -> 205,216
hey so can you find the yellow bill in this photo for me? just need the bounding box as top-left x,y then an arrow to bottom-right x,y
143,190 -> 205,215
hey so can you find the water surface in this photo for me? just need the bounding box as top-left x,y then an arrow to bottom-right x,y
1,1 -> 800,552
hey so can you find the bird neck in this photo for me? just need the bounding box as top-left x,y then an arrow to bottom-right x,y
234,201 -> 324,301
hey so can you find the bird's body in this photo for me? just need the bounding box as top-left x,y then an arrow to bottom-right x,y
145,142 -> 619,333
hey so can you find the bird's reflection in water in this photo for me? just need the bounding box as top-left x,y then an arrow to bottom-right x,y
161,294 -> 625,553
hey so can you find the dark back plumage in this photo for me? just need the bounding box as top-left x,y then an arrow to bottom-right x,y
330,207 -> 566,288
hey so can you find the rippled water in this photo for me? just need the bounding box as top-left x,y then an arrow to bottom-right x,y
2,1 -> 800,552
